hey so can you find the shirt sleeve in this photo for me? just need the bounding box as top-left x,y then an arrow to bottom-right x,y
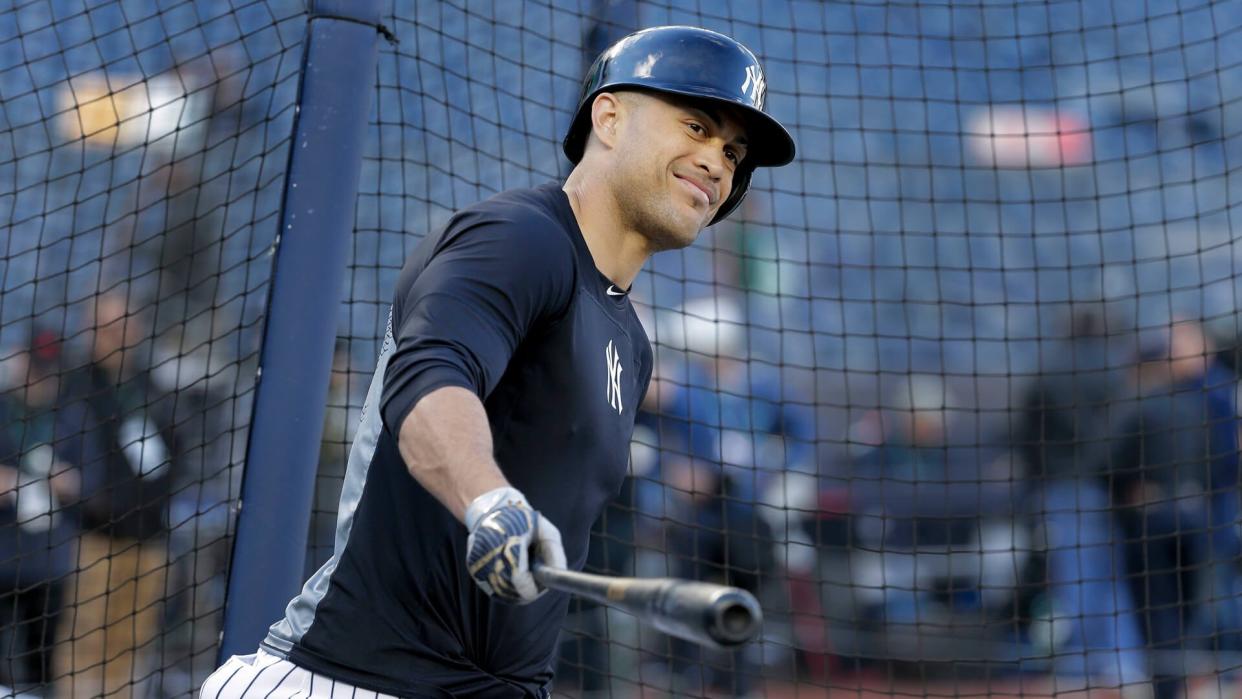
380,211 -> 577,434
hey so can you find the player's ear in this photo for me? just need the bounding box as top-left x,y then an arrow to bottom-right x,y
589,92 -> 623,150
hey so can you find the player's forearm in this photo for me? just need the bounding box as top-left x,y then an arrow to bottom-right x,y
397,385 -> 510,524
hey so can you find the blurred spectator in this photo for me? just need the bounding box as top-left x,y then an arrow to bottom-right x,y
850,376 -> 1024,629
57,293 -> 174,697
647,296 -> 814,694
653,297 -> 812,591
853,374 -> 955,481
146,331 -> 238,695
0,331 -> 83,693
1112,319 -> 1242,699
1018,309 -> 1149,694
849,374 -> 955,628
655,297 -> 816,504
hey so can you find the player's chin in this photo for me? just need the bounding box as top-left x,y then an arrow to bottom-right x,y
670,212 -> 708,248
649,218 -> 701,252
678,200 -> 715,236
645,199 -> 710,250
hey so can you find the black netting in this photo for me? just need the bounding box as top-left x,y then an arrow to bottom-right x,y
0,0 -> 305,694
11,0 -> 1242,698
315,1 -> 1242,697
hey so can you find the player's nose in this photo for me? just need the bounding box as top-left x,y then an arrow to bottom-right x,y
693,141 -> 728,181
694,147 -> 733,206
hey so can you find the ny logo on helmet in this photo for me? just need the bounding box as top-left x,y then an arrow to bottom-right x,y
741,65 -> 765,108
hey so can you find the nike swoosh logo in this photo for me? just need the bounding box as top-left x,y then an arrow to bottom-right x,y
606,286 -> 625,297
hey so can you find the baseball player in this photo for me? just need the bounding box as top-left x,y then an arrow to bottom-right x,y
201,25 -> 795,698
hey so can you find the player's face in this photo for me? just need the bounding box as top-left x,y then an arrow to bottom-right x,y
610,93 -> 749,250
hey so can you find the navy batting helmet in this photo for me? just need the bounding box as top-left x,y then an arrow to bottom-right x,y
563,26 -> 796,225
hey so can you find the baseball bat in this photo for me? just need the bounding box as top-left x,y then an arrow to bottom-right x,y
532,564 -> 762,650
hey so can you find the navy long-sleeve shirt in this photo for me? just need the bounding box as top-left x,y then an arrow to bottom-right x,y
264,183 -> 653,698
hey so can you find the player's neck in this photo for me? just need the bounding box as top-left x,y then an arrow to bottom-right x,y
562,176 -> 649,290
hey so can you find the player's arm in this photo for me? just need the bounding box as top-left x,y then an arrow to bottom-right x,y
397,386 -> 567,602
381,212 -> 574,602
396,385 -> 506,522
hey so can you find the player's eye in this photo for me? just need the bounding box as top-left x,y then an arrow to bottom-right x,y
686,121 -> 706,136
725,148 -> 740,165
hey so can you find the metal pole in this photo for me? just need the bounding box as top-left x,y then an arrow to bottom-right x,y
219,0 -> 382,661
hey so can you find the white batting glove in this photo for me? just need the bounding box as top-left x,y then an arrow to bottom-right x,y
465,486 -> 567,604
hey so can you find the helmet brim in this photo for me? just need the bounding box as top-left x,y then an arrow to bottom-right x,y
563,84 -> 796,169
652,84 -> 796,168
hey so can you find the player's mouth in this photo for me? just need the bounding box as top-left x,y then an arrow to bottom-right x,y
674,174 -> 715,208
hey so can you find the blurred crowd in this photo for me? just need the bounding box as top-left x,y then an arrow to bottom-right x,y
4,292 -> 1239,699
554,298 -> 1242,699
0,290 -> 238,698
4,3 -> 1242,698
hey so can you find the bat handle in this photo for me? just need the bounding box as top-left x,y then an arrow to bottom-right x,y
532,562 -> 552,587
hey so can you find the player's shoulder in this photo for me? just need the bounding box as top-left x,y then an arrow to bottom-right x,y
394,183 -> 580,308
468,181 -> 568,218
445,182 -> 579,259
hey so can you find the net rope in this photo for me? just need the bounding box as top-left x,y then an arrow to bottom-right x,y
7,0 -> 1242,697
331,2 -> 1242,697
0,0 -> 303,694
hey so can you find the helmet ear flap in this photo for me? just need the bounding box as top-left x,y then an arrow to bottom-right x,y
564,109 -> 591,165
710,165 -> 753,226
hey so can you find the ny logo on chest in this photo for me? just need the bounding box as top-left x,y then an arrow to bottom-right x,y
605,340 -> 623,414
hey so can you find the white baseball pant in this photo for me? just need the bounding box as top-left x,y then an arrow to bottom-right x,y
200,649 -> 401,699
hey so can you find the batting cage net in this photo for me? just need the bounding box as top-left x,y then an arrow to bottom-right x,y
6,0 -> 1242,698
0,0 -> 305,695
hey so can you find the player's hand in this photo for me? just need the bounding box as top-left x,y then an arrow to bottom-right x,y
464,486 -> 566,604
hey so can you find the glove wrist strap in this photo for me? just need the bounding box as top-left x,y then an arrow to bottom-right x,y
464,486 -> 529,531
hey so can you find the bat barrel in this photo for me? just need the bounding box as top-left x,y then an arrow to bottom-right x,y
532,565 -> 763,650
648,581 -> 762,649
